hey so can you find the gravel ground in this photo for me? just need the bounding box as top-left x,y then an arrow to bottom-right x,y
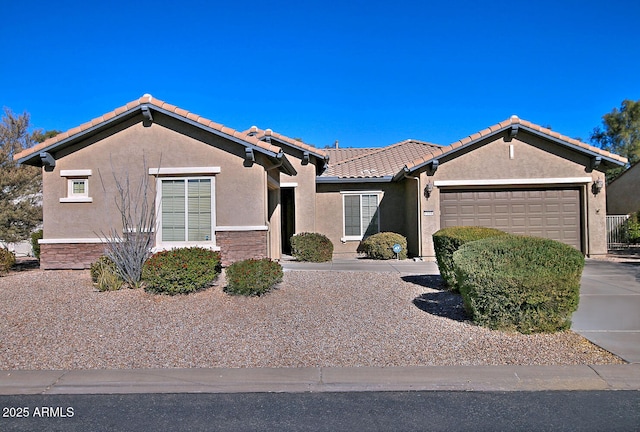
0,268 -> 623,370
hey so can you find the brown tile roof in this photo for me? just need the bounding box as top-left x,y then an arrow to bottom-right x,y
244,126 -> 327,158
402,115 -> 628,172
322,139 -> 442,179
14,94 -> 284,162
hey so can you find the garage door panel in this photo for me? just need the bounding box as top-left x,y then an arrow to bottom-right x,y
440,188 -> 581,250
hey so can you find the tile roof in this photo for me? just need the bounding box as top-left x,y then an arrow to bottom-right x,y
244,126 -> 328,159
402,115 -> 628,173
14,94 -> 284,163
322,139 -> 442,179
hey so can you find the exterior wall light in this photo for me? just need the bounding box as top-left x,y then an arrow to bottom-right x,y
424,182 -> 434,199
592,178 -> 604,195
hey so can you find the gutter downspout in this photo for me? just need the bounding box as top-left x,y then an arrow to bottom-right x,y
403,168 -> 423,259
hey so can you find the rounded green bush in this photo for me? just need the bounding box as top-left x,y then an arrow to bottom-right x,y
142,247 -> 222,295
290,232 -> 333,262
453,235 -> 585,333
432,226 -> 507,290
0,248 -> 16,275
224,258 -> 283,296
90,255 -> 123,292
357,232 -> 407,259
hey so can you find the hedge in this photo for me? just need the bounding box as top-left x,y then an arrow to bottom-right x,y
142,247 -> 222,295
290,232 -> 333,262
432,226 -> 507,290
357,232 -> 407,259
453,235 -> 584,333
224,258 -> 283,296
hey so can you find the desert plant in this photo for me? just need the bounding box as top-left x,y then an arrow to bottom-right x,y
0,248 -> 16,274
98,157 -> 157,289
432,226 -> 507,291
30,229 -> 43,260
224,258 -> 283,296
357,232 -> 407,259
142,247 -> 221,295
90,256 -> 124,291
453,235 -> 584,334
290,232 -> 333,262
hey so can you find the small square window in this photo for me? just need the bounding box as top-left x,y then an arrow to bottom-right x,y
60,170 -> 93,203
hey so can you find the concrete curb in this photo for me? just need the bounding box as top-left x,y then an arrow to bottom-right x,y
2,364 -> 639,395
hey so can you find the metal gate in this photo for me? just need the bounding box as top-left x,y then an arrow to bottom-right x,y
607,215 -> 630,249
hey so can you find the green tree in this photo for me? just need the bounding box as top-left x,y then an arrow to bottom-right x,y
0,109 -> 43,244
591,99 -> 640,181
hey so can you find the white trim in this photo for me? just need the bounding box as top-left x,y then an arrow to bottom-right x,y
155,176 -> 217,249
59,196 -> 93,203
433,177 -> 592,187
152,244 -> 221,253
340,190 -> 383,195
280,182 -> 298,188
39,238 -> 105,244
215,225 -> 269,232
60,169 -> 92,177
149,167 -> 221,176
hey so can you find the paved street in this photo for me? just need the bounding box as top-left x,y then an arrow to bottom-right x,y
1,391 -> 639,431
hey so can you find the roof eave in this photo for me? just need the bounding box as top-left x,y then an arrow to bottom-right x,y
316,176 -> 394,184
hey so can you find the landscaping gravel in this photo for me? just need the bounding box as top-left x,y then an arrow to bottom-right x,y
0,269 -> 623,370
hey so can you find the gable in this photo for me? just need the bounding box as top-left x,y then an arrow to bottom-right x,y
15,94 -> 297,176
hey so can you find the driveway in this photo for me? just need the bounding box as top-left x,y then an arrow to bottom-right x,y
572,259 -> 640,363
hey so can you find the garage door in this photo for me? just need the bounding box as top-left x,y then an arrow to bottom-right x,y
440,188 -> 582,250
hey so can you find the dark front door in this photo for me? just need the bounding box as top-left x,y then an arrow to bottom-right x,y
281,188 -> 296,254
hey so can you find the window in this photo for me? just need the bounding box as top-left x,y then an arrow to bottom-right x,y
60,169 -> 92,203
158,177 -> 215,245
342,192 -> 380,241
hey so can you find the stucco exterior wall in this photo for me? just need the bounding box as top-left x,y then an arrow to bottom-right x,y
41,113 -> 273,267
280,156 -> 317,233
416,130 -> 609,258
607,163 -> 640,215
315,182 -> 407,257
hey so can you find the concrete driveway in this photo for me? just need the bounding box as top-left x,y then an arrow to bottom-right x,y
572,259 -> 640,363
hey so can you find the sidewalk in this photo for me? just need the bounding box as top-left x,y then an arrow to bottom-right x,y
281,257 -> 440,275
2,365 -> 639,395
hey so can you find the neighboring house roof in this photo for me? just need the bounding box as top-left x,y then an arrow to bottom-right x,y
395,115 -> 628,180
319,139 -> 441,182
244,126 -> 328,160
14,94 -> 297,176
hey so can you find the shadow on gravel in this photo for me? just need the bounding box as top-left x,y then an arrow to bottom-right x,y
402,275 -> 470,323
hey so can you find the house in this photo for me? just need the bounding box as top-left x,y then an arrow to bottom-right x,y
606,161 -> 640,215
14,95 -> 627,269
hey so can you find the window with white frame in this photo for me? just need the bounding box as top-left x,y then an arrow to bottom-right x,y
59,169 -> 92,203
342,192 -> 380,241
158,177 -> 214,245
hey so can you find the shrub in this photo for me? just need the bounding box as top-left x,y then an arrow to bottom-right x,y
224,258 -> 283,296
453,235 -> 584,334
623,211 -> 640,244
357,232 -> 408,260
0,248 -> 16,275
90,256 -> 124,292
142,248 -> 222,295
290,232 -> 333,262
30,229 -> 43,260
432,226 -> 507,291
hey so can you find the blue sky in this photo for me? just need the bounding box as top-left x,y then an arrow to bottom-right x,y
1,0 -> 639,149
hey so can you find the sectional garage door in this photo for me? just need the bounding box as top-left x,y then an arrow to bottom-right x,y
440,188 -> 582,250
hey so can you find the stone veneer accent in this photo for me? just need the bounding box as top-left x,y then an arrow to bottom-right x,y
40,243 -> 107,270
216,230 -> 268,266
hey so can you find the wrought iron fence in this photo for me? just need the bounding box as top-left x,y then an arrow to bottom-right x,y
607,215 -> 630,249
